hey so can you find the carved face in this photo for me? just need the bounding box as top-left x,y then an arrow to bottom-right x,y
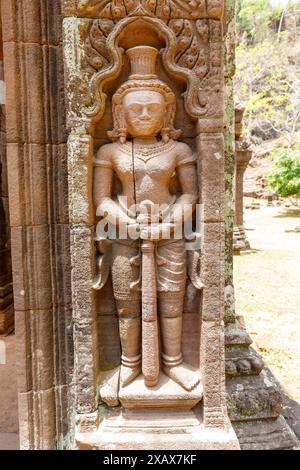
122,91 -> 166,138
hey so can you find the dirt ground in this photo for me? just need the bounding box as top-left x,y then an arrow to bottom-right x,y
234,201 -> 300,403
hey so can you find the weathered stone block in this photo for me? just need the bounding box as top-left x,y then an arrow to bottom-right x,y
233,416 -> 299,451
0,0 -> 18,43
15,310 -> 33,393
200,320 -> 225,414
15,309 -> 54,393
2,42 -> 22,144
74,321 -> 98,414
32,388 -> 56,450
51,224 -> 72,307
68,134 -> 94,225
6,143 -> 23,227
47,145 -> 69,225
17,391 -> 34,450
70,225 -> 95,324
23,43 -> 47,144
10,226 -> 53,311
197,133 -> 225,223
202,288 -> 224,321
47,46 -> 67,144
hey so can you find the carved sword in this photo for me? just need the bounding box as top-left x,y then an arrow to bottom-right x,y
139,201 -> 160,387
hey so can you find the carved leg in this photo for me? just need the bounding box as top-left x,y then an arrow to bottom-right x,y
111,241 -> 142,387
117,300 -> 142,387
159,297 -> 200,392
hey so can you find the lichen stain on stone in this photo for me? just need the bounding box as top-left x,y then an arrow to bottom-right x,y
79,3 -> 95,15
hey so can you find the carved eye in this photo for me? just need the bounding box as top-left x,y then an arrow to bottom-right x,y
128,104 -> 143,115
147,103 -> 163,114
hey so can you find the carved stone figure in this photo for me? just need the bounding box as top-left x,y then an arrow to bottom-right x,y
64,5 -> 239,450
93,46 -> 201,394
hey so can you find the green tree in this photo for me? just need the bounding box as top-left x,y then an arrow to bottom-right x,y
268,147 -> 300,198
236,0 -> 283,41
235,36 -> 300,145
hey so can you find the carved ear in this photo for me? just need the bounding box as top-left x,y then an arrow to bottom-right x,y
162,101 -> 178,142
163,102 -> 173,129
116,103 -> 128,142
108,101 -> 127,142
114,103 -> 124,129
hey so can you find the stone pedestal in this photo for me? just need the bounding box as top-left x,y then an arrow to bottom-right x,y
225,317 -> 299,450
76,373 -> 238,450
119,374 -> 203,410
76,408 -> 239,450
234,148 -> 252,239
233,226 -> 249,254
92,366 -> 239,450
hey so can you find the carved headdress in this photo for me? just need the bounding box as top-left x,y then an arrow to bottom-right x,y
108,46 -> 181,143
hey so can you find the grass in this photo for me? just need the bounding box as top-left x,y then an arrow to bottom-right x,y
234,204 -> 300,402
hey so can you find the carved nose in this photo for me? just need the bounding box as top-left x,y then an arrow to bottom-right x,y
140,108 -> 151,120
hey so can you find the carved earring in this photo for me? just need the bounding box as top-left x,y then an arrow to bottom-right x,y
161,128 -> 170,143
119,128 -> 127,144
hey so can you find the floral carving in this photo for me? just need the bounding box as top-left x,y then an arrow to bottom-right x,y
76,0 -> 223,19
227,387 -> 283,419
85,19 -> 115,71
83,16 -> 223,122
167,19 -> 223,115
168,19 -> 209,79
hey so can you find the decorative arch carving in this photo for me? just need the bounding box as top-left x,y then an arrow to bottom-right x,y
84,15 -> 215,123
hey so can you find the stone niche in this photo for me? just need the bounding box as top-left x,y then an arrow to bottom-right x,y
62,0 -> 239,450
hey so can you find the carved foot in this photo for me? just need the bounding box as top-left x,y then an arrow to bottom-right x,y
163,363 -> 201,391
99,367 -> 120,407
120,364 -> 142,388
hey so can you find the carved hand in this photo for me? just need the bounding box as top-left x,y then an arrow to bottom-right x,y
140,223 -> 174,242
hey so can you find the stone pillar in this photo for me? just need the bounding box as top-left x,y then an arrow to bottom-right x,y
235,154 -> 249,228
1,0 -> 74,450
0,24 -> 14,335
62,0 -> 239,450
233,106 -> 252,253
233,150 -> 252,253
223,0 -> 236,325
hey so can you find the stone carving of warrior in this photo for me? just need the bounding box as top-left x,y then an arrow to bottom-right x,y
93,46 -> 200,392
